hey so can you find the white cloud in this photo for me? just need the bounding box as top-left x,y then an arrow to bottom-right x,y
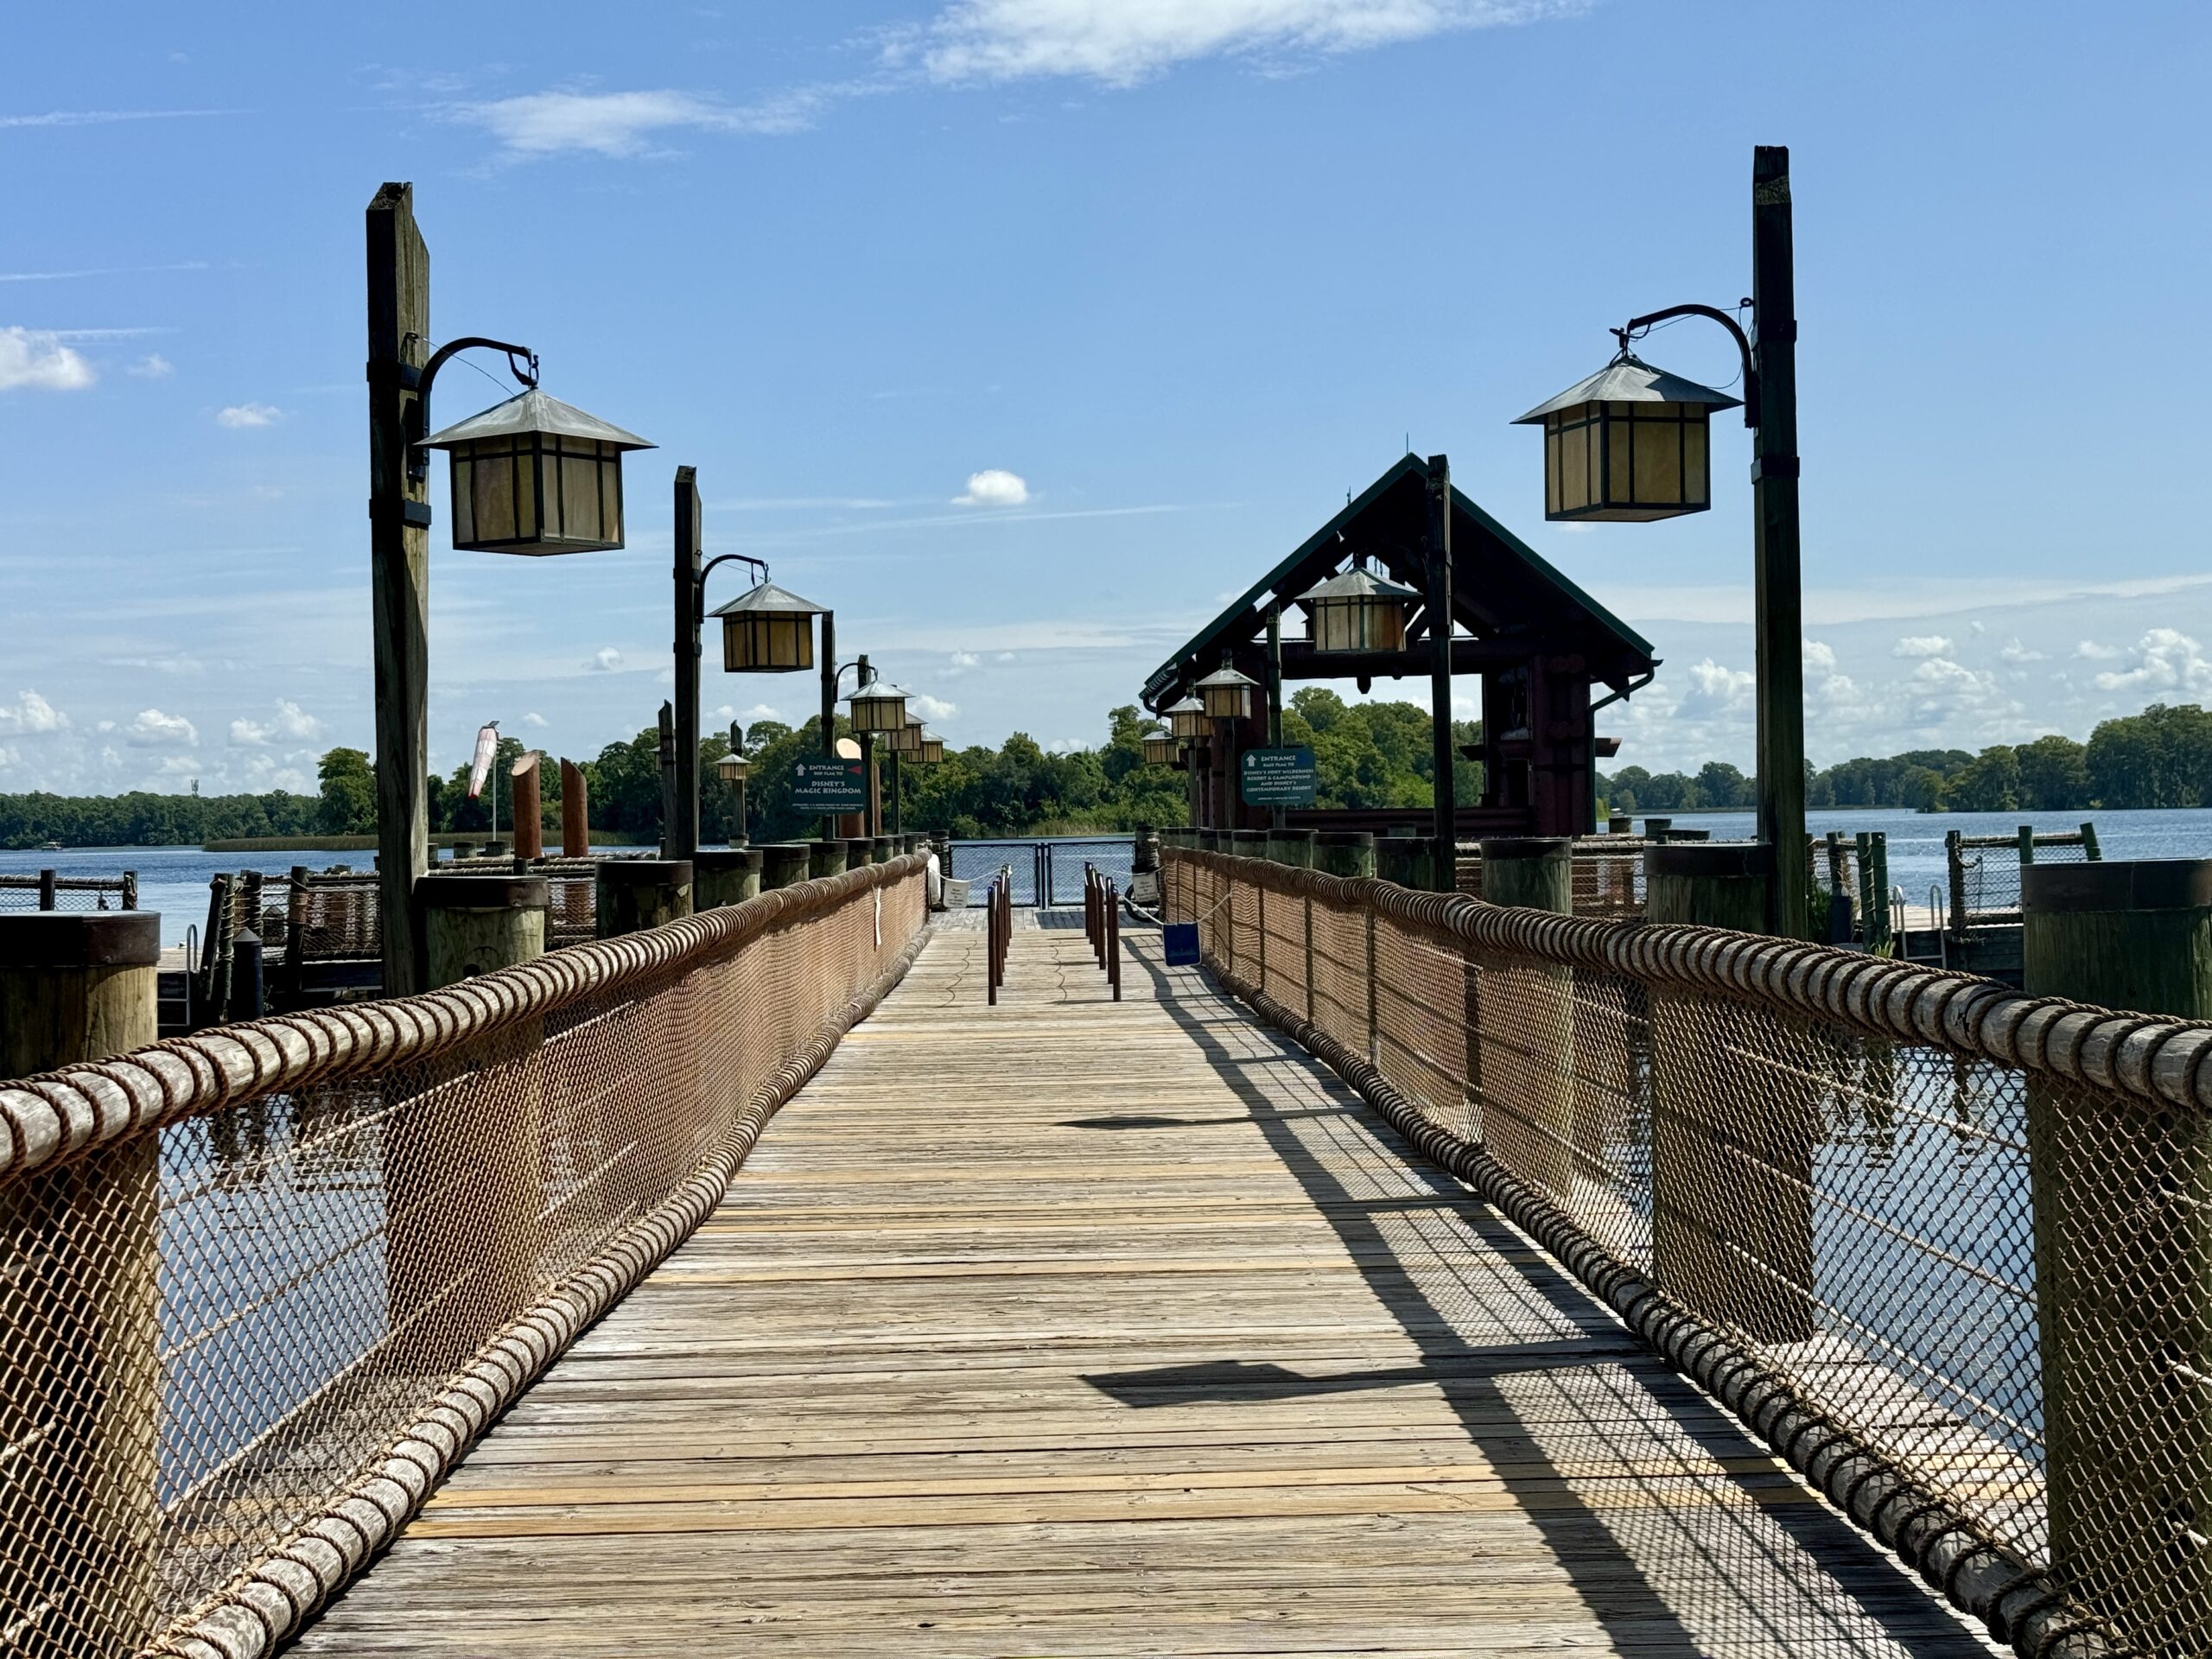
229,698 -> 321,746
590,647 -> 624,671
522,711 -> 549,728
0,327 -> 94,391
0,690 -> 68,734
1999,638 -> 2046,664
216,402 -> 283,429
912,693 -> 960,722
1891,634 -> 1952,658
127,708 -> 198,747
2092,628 -> 2212,697
1801,639 -> 1837,677
953,467 -> 1030,507
2074,639 -> 2121,660
949,650 -> 982,670
903,0 -> 1573,86
453,89 -> 830,160
127,353 -> 174,378
0,108 -> 239,130
1680,658 -> 1755,714
995,651 -> 1018,663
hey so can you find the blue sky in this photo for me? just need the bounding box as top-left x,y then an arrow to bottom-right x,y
3,1 -> 2209,795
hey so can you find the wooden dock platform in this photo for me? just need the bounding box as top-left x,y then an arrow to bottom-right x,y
294,925 -> 1999,1656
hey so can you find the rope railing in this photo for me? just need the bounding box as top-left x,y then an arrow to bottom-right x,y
0,855 -> 930,1659
1165,846 -> 2212,1659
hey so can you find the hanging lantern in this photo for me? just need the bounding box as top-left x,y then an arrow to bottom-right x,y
890,714 -> 925,755
1513,353 -> 1740,522
1298,556 -> 1421,652
1195,664 -> 1258,721
846,679 -> 911,734
1141,728 -> 1179,766
1166,696 -> 1207,741
421,387 -> 653,554
712,580 -> 823,672
918,730 -> 945,765
715,752 -> 749,784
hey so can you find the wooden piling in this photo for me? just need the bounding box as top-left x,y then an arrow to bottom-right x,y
0,912 -> 162,1655
807,841 -> 848,880
419,873 -> 548,988
1643,843 -> 1814,1341
511,752 -> 543,861
694,849 -> 762,909
2024,858 -> 2212,1643
559,759 -> 590,857
594,860 -> 694,937
760,843 -> 813,891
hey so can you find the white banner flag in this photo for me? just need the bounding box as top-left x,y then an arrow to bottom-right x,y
467,722 -> 500,800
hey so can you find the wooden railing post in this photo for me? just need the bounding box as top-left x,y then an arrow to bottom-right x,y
1643,843 -> 1813,1342
2024,859 -> 2212,1641
0,912 -> 162,1655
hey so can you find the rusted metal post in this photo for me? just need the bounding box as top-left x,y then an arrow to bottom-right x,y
511,751 -> 543,860
559,758 -> 590,856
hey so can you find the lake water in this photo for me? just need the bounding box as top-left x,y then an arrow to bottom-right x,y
0,843 -> 646,947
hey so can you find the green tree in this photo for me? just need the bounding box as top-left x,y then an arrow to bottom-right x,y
315,747 -> 376,835
1948,745 -> 2022,812
2015,734 -> 2089,810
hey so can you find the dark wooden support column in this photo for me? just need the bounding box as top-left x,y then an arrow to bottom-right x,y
1265,604 -> 1286,832
671,466 -> 702,860
1751,144 -> 1808,938
366,182 -> 430,997
1424,455 -> 1456,891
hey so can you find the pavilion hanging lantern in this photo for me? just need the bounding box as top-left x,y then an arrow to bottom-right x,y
1513,353 -> 1740,522
421,387 -> 654,554
1195,663 -> 1259,722
1141,728 -> 1179,766
1298,556 -> 1421,652
712,580 -> 824,673
1166,696 -> 1207,741
845,678 -> 912,735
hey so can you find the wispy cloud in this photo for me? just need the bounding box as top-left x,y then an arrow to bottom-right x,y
0,108 -> 243,130
893,0 -> 1580,86
0,260 -> 211,283
128,353 -> 174,378
216,402 -> 283,429
229,698 -> 321,747
452,86 -> 842,160
0,327 -> 94,391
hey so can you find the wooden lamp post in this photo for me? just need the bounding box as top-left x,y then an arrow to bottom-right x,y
367,181 -> 651,995
1514,146 -> 1805,936
716,738 -> 749,847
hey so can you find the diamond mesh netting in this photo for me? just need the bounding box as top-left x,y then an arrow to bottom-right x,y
0,858 -> 926,1659
1164,848 -> 2212,1659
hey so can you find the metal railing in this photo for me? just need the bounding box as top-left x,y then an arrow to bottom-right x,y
1083,863 -> 1122,1001
1948,823 -> 2102,931
1165,845 -> 2205,1659
0,869 -> 137,912
0,856 -> 929,1659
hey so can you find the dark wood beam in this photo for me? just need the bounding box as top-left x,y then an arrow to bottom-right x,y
1278,639 -> 1560,681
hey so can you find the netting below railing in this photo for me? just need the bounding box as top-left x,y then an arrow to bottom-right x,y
1166,848 -> 2212,1659
0,858 -> 927,1659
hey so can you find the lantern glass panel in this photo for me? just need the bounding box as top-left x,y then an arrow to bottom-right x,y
920,735 -> 945,765
1166,698 -> 1206,740
1539,399 -> 1713,523
1141,733 -> 1178,766
849,685 -> 909,734
444,433 -> 631,554
717,754 -> 748,782
1199,681 -> 1249,721
721,612 -> 814,672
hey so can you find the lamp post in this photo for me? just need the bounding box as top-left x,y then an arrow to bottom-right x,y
366,181 -> 651,995
1512,144 -> 1804,935
826,662 -> 910,837
1195,658 -> 1258,836
715,721 -> 750,846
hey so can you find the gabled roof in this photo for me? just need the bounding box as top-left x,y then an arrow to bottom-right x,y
422,387 -> 654,451
1141,454 -> 1657,709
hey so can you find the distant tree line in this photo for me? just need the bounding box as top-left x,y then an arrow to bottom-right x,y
1602,702 -> 2212,815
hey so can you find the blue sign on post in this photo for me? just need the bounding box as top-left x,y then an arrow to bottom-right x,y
1240,746 -> 1318,807
791,759 -> 868,814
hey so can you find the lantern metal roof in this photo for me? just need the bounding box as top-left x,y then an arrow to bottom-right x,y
709,579 -> 824,620
1164,696 -> 1204,716
845,680 -> 911,703
1512,354 -> 1741,424
1296,563 -> 1421,607
1195,664 -> 1257,691
422,386 -> 655,452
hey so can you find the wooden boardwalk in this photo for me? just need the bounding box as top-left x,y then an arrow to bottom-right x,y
296,922 -> 1997,1656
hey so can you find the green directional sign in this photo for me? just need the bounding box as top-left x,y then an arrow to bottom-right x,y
791,759 -> 868,814
1240,746 -> 1317,807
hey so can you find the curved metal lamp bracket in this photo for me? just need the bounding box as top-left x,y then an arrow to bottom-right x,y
402,334 -> 540,482
1616,303 -> 1759,429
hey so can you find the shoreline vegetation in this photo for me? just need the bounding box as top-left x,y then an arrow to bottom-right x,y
1,696 -> 2203,851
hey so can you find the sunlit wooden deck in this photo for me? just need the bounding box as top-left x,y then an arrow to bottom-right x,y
295,923 -> 1998,1656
